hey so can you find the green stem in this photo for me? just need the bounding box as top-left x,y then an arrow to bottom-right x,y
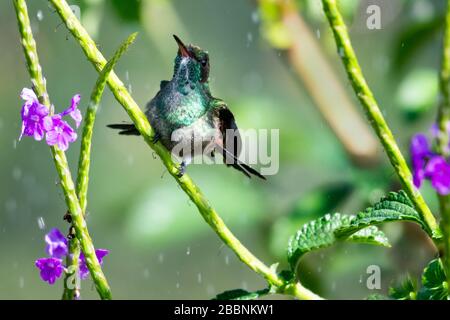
436,0 -> 450,289
50,0 -> 322,300
62,32 -> 137,300
321,0 -> 440,241
13,0 -> 111,300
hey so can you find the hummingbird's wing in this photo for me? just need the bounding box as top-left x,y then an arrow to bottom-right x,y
212,101 -> 266,180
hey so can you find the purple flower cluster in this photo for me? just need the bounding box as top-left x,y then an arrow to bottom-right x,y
411,128 -> 450,195
19,88 -> 82,151
35,228 -> 109,285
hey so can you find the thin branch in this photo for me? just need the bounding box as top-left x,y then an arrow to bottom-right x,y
13,0 -> 111,300
436,0 -> 450,289
49,0 -> 322,300
320,0 -> 440,241
62,33 -> 137,300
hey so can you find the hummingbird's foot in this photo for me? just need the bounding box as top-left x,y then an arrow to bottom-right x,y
177,161 -> 186,178
151,132 -> 161,144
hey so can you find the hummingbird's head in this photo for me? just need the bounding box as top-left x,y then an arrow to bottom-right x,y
172,35 -> 210,84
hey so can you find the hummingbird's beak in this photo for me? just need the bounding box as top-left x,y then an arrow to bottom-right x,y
173,34 -> 191,58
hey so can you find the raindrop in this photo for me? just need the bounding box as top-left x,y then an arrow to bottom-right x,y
331,281 -> 337,291
251,10 -> 259,23
197,273 -> 202,284
158,253 -> 164,263
12,167 -> 22,181
13,139 -> 17,149
316,29 -> 321,39
241,281 -> 248,290
246,32 -> 253,47
224,255 -> 229,265
186,246 -> 191,255
206,284 -> 215,295
127,155 -> 134,165
338,47 -> 345,57
37,10 -> 44,21
176,282 -> 180,289
359,274 -> 363,283
143,268 -> 150,279
317,266 -> 322,273
37,217 -> 45,230
19,277 -> 25,289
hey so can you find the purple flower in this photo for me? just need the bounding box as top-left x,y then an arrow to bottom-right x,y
19,88 -> 49,141
60,94 -> 82,128
79,249 -> 109,279
35,257 -> 64,285
18,88 -> 82,151
45,228 -> 68,259
43,114 -> 77,151
424,156 -> 450,195
410,133 -> 431,188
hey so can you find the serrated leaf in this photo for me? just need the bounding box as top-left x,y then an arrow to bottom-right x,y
287,213 -> 389,268
348,226 -> 391,248
417,259 -> 449,300
336,191 -> 429,238
213,288 -> 270,300
389,275 -> 417,300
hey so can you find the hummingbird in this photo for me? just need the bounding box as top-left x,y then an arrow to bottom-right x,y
108,35 -> 265,180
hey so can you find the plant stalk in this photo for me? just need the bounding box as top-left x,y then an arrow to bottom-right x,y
50,0 -> 322,300
13,0 -> 111,300
436,0 -> 450,289
321,0 -> 440,241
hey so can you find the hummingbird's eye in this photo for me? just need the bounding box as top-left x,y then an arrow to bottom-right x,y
200,59 -> 208,67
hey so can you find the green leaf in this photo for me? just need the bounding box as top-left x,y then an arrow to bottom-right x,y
417,259 -> 449,300
347,226 -> 390,247
213,288 -> 270,300
389,275 -> 417,300
287,213 -> 389,268
335,191 -> 429,238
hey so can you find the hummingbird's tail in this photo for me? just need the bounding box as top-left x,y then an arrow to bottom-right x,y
216,145 -> 266,180
107,123 -> 140,136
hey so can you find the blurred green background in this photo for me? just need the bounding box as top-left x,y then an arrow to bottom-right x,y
0,0 -> 445,299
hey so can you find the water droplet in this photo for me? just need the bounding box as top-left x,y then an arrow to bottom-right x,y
197,273 -> 202,284
359,274 -> 363,283
251,10 -> 259,23
246,32 -> 253,46
186,246 -> 191,255
158,253 -> 164,263
13,139 -> 17,149
316,29 -> 321,39
224,255 -> 229,265
206,284 -> 215,295
338,47 -> 345,57
12,167 -> 22,181
37,10 -> 44,21
176,282 -> 180,289
19,277 -> 25,289
143,268 -> 150,279
37,217 -> 45,230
